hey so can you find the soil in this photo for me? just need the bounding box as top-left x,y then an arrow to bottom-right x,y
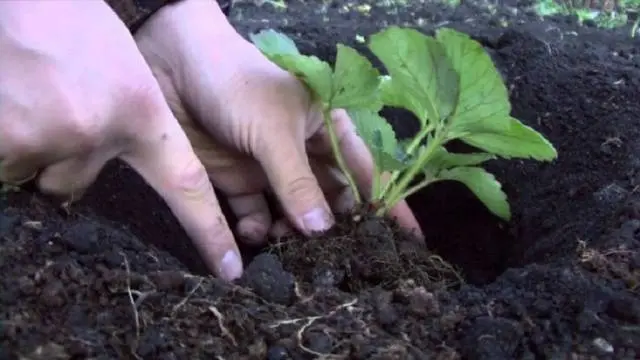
2,0 -> 640,359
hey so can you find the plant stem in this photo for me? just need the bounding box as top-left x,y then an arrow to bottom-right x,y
371,162 -> 381,200
376,123 -> 435,201
323,108 -> 361,204
376,132 -> 444,216
387,176 -> 437,210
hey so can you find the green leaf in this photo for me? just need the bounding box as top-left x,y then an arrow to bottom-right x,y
250,29 -> 333,102
438,166 -> 511,220
249,28 -> 300,56
461,117 -> 558,160
348,108 -> 406,171
435,28 -> 557,161
368,26 -> 459,127
428,146 -> 496,171
435,28 -> 510,133
331,45 -> 382,111
378,75 -> 405,110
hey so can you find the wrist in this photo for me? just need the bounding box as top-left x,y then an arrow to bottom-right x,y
104,0 -> 183,32
144,0 -> 237,40
0,1 -> 120,39
135,0 -> 249,91
0,1 -> 107,23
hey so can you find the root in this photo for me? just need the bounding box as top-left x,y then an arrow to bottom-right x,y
171,278 -> 203,315
270,298 -> 359,358
120,252 -> 142,360
426,254 -> 465,285
576,240 -> 639,292
209,305 -> 238,347
120,253 -> 140,339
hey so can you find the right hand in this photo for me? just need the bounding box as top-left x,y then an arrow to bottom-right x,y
133,0 -> 423,245
0,1 -> 244,281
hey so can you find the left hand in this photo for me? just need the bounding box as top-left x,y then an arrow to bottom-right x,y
134,0 -> 422,246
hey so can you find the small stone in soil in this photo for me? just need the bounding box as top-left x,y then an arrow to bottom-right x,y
355,217 -> 393,240
407,287 -> 441,317
241,253 -> 295,305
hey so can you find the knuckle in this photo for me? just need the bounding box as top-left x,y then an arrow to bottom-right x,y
65,115 -> 102,149
284,174 -> 321,202
119,80 -> 166,121
168,155 -> 212,195
208,215 -> 234,245
47,88 -> 102,151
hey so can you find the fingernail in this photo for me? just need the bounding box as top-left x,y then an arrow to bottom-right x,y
301,208 -> 334,234
220,250 -> 243,281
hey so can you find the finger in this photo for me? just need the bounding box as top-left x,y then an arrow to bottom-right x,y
311,109 -> 424,239
388,203 -> 423,238
36,153 -> 110,200
253,125 -> 334,237
226,192 -> 272,245
122,110 -> 243,282
309,160 -> 354,214
177,108 -> 273,245
196,150 -> 273,246
269,217 -> 294,239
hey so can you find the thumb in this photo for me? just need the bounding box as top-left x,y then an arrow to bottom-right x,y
254,128 -> 334,236
121,109 -> 243,281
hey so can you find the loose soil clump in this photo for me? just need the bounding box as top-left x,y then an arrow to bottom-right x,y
2,0 -> 640,359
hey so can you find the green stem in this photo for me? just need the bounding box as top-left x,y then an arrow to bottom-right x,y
376,132 -> 444,216
387,176 -> 438,210
375,123 -> 435,201
632,18 -> 639,38
323,108 -> 361,204
371,162 -> 381,200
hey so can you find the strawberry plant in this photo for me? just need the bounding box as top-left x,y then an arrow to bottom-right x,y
249,26 -> 558,221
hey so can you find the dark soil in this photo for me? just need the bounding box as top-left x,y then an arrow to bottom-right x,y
2,0 -> 640,359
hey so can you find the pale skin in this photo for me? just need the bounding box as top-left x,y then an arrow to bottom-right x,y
0,0 -> 422,281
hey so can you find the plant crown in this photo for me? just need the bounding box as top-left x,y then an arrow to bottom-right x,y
249,26 -> 558,221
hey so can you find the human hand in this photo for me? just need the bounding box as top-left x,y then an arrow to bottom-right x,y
0,1 -> 243,280
134,0 -> 423,243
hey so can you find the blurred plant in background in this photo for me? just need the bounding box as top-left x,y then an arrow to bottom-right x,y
535,0 -> 639,34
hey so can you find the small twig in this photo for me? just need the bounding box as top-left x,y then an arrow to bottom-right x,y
269,298 -> 358,358
269,298 -> 358,328
632,18 -> 640,38
120,252 -> 142,359
121,254 -> 140,338
295,317 -> 341,358
209,305 -> 238,346
171,278 -> 203,315
428,255 -> 464,284
133,290 -> 155,310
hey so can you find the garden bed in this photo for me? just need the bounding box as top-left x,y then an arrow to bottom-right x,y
2,0 -> 640,359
